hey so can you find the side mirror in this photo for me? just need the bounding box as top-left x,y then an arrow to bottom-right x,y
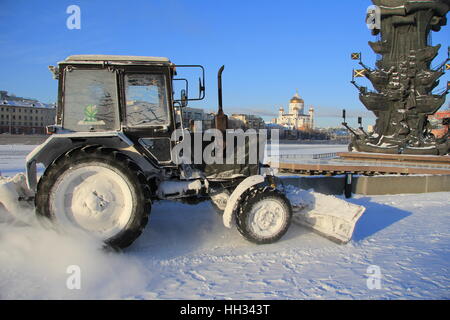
199,77 -> 205,100
173,65 -> 206,101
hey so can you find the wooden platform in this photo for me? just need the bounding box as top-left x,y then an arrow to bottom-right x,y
274,162 -> 450,176
337,152 -> 450,166
273,152 -> 450,176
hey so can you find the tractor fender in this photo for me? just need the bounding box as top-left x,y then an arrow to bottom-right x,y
222,175 -> 266,228
25,131 -> 134,192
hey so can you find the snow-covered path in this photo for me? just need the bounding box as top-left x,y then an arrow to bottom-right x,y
0,193 -> 448,299
129,194 -> 449,300
0,144 -> 448,299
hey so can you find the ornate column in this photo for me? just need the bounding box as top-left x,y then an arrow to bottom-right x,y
351,0 -> 450,155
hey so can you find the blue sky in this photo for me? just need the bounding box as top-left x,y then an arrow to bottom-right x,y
0,0 -> 449,127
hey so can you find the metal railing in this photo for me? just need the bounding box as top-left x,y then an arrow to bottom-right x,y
271,152 -> 338,160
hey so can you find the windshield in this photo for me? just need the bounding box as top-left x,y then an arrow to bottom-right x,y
63,68 -> 119,132
125,73 -> 169,127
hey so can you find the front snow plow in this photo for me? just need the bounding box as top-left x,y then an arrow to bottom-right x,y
284,186 -> 365,244
219,176 -> 365,245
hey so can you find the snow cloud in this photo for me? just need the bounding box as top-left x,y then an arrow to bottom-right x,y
0,175 -> 150,299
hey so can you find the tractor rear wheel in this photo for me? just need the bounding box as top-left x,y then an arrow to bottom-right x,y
35,146 -> 151,249
236,188 -> 292,244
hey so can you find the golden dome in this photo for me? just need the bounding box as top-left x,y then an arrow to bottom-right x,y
290,92 -> 304,104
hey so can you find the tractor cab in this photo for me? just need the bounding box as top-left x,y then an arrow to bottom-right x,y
50,55 -> 204,165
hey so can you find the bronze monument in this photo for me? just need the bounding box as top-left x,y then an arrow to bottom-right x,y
351,0 -> 450,155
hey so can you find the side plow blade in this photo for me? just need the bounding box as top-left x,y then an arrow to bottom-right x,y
285,186 -> 365,244
0,174 -> 35,222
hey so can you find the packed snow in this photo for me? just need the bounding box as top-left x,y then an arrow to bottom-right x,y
0,144 -> 449,299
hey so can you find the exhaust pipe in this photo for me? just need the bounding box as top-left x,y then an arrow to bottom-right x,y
215,65 -> 228,133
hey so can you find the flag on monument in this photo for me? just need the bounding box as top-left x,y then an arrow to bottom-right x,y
354,69 -> 366,78
351,53 -> 361,60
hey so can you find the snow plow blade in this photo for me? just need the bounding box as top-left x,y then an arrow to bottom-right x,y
284,186 -> 365,244
0,174 -> 35,222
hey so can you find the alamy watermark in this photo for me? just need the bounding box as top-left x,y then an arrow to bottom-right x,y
170,121 -> 279,167
366,5 -> 381,30
366,265 -> 382,290
66,5 -> 81,30
66,265 -> 81,290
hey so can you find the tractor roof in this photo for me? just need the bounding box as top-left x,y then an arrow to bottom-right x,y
62,54 -> 172,65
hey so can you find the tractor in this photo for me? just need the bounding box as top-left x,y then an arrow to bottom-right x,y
25,55 -> 293,249
22,55 -> 365,249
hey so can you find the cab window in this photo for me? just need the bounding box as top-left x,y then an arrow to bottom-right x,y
125,73 -> 169,127
63,68 -> 119,132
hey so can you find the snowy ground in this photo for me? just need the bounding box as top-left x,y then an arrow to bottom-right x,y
0,144 -> 449,299
0,145 -> 37,176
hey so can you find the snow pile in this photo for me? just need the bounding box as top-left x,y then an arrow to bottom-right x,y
284,185 -> 365,244
0,174 -> 150,299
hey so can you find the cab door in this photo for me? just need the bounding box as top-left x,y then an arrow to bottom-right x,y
121,68 -> 176,165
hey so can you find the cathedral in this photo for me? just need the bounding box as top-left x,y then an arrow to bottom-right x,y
273,92 -> 314,130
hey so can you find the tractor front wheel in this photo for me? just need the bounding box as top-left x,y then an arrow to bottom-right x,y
236,188 -> 292,245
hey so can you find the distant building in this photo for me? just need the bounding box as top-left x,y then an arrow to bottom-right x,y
202,113 -> 216,131
180,107 -> 204,129
175,107 -> 216,131
428,110 -> 450,138
176,107 -> 266,131
229,114 -> 265,130
273,91 -> 314,130
0,91 -> 56,134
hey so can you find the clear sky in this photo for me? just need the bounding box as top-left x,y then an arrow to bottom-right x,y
0,0 -> 449,127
